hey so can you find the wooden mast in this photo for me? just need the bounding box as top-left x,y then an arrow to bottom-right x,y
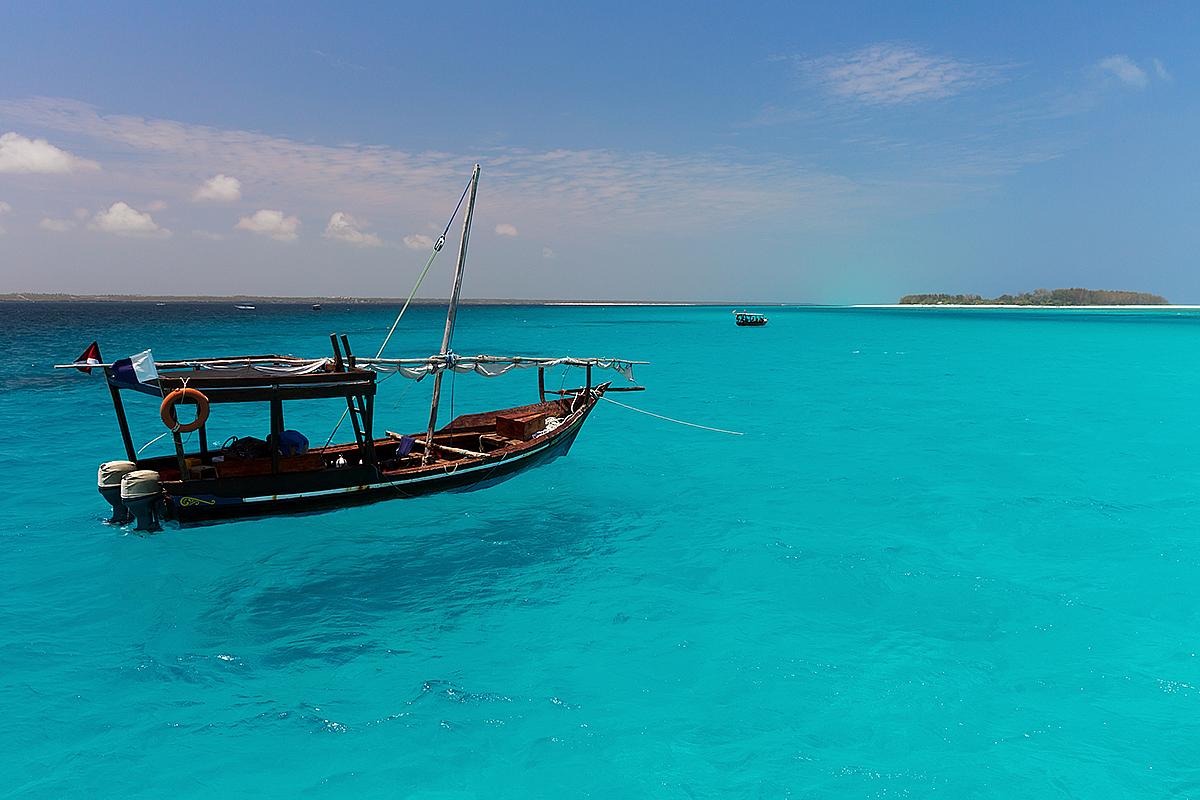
423,163 -> 481,463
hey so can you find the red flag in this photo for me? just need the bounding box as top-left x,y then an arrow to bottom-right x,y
75,341 -> 102,374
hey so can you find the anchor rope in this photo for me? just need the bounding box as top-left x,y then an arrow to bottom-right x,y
598,395 -> 744,436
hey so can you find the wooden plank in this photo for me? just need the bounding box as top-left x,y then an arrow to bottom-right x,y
388,431 -> 487,459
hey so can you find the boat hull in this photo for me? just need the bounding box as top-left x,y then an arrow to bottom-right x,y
160,394 -> 595,525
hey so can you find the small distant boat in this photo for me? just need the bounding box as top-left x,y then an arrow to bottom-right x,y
312,304 -> 322,311
155,302 -> 167,307
235,305 -> 255,311
733,310 -> 768,327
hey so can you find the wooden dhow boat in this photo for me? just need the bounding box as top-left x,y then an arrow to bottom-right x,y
59,166 -> 645,529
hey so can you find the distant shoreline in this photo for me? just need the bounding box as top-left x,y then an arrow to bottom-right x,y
0,293 -> 794,306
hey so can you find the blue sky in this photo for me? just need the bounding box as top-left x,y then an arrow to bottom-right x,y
0,1 -> 1196,302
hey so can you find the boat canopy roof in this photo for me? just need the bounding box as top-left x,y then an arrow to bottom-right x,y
106,356 -> 375,403
56,352 -> 644,403
362,354 -> 644,381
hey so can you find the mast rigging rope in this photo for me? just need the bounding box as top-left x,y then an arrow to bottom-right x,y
323,174 -> 473,450
374,176 -> 473,360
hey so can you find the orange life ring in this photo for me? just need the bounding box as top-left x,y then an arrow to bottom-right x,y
160,388 -> 210,433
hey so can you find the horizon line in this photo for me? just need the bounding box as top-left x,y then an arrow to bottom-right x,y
0,292 -> 831,307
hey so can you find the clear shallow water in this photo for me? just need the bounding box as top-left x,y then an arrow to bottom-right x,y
4,302 -> 1200,798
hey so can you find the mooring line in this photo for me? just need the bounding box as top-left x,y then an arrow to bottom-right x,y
598,395 -> 744,436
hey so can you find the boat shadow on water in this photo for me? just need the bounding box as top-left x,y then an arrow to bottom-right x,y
190,504 -> 630,667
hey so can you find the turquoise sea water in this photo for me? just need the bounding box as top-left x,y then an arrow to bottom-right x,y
5,302 -> 1200,798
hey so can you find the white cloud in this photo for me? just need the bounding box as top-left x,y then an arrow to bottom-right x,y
323,211 -> 382,247
146,199 -> 168,211
403,233 -> 434,250
0,201 -> 10,214
0,97 -> 918,235
799,43 -> 993,105
542,246 -> 555,259
1098,55 -> 1149,89
193,173 -> 242,202
89,201 -> 171,238
494,223 -> 518,237
73,207 -> 89,220
1153,58 -> 1171,82
236,209 -> 300,241
0,131 -> 98,173
40,217 -> 76,232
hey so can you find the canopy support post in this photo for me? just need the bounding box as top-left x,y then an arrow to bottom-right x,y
107,379 -> 137,462
538,367 -> 545,403
172,430 -> 186,476
362,392 -> 376,467
270,389 -> 283,475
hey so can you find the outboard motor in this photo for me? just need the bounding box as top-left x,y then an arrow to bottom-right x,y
97,460 -> 137,523
120,470 -> 163,532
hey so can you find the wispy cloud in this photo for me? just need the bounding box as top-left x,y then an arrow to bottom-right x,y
1094,55 -> 1173,90
795,43 -> 998,105
494,223 -> 518,237
1097,55 -> 1149,89
0,131 -> 99,173
403,233 -> 434,250
39,217 -> 76,232
311,49 -> 367,72
324,211 -> 382,247
0,97 -> 871,233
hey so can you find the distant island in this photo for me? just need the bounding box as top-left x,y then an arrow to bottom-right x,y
899,288 -> 1169,306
